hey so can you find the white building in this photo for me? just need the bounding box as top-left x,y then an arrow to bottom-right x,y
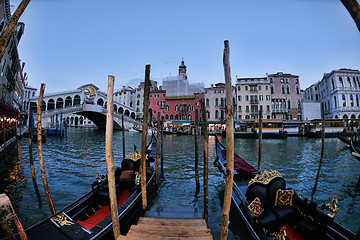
317,68 -> 360,119
114,86 -> 135,109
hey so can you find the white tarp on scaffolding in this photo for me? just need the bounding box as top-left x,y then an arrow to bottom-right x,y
162,75 -> 204,96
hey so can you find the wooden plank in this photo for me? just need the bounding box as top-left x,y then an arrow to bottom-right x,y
138,218 -> 207,227
127,225 -> 211,237
120,233 -> 212,240
133,223 -> 208,231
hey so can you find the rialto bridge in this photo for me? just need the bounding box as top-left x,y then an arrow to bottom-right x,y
27,84 -> 139,130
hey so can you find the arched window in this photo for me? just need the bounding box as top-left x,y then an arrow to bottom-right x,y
170,114 -> 173,120
353,77 -> 357,88
165,114 -> 168,120
339,77 -> 344,87
47,99 -> 55,110
215,110 -> 219,119
206,98 -> 209,106
130,112 -> 135,119
332,79 -> 335,89
221,110 -> 224,120
220,98 -> 224,107
282,85 -> 285,94
97,98 -> 104,106
350,94 -> 354,106
206,111 -> 210,119
357,95 -> 359,107
334,96 -> 337,108
65,96 -> 72,107
343,114 -> 348,119
342,94 -> 346,107
124,110 -> 130,116
41,100 -> 46,111
188,114 -> 192,120
287,100 -> 291,110
215,98 -> 218,106
119,107 -> 124,114
175,114 -> 178,120
347,77 -> 351,87
286,85 -> 290,94
74,95 -> 81,105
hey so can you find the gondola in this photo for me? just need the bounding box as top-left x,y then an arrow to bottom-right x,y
349,140 -> 360,162
337,133 -> 360,147
12,133 -> 159,240
214,137 -> 355,240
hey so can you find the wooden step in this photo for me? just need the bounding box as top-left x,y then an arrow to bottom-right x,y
146,206 -> 203,219
119,217 -> 213,240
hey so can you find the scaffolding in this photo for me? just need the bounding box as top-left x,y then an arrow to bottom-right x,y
162,75 -> 204,97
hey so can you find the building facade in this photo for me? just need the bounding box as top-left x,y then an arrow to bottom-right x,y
0,0 -> 25,118
316,68 -> 360,119
114,86 -> 136,109
235,77 -> 271,120
204,83 -> 236,122
268,72 -> 302,120
149,88 -> 166,121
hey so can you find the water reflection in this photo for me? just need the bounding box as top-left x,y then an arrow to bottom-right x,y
0,129 -> 359,239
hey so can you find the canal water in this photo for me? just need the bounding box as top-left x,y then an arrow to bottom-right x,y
0,128 -> 359,239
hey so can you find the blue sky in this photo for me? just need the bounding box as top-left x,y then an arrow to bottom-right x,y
11,0 -> 360,93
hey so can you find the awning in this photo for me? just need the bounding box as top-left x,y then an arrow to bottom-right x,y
0,99 -> 19,119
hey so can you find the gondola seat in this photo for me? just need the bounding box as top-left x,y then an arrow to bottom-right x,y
246,176 -> 299,228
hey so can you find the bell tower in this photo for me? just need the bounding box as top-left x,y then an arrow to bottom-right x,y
178,59 -> 187,79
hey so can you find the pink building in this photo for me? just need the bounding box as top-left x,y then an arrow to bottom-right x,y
149,89 -> 166,121
164,93 -> 204,122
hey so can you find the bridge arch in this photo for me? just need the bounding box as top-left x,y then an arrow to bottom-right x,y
56,97 -> 64,109
130,112 -> 135,119
119,107 -> 123,114
74,95 -> 81,105
97,98 -> 104,106
65,96 -> 72,107
124,110 -> 130,116
47,99 -> 55,110
114,104 -> 118,112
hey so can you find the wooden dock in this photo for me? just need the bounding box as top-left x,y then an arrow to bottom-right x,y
119,205 -> 213,240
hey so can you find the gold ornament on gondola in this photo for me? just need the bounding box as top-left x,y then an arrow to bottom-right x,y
322,197 -> 339,218
248,169 -> 282,186
125,151 -> 147,161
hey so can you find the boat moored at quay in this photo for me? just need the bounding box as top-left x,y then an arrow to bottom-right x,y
214,137 -> 356,240
4,134 -> 159,240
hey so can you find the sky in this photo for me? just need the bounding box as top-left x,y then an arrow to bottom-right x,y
11,0 -> 360,94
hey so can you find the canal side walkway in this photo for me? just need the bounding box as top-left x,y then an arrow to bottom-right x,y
119,205 -> 213,239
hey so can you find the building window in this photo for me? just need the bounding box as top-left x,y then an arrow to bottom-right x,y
286,85 -> 290,94
245,95 -> 249,101
215,98 -> 218,106
288,100 -> 291,109
238,96 -> 241,101
339,77 -> 344,87
237,86 -> 241,91
266,95 -> 270,101
245,86 -> 248,91
238,106 -> 242,112
267,105 -> 270,112
259,85 -> 261,91
259,95 -> 263,101
334,96 -> 337,108
246,106 -> 249,112
265,85 -> 268,91
347,77 -> 352,87
342,94 -> 346,106
296,87 -> 299,94
206,98 -> 209,106
350,94 -> 354,106
215,110 -> 219,118
282,85 -> 285,94
270,86 -> 274,94
332,79 -> 335,89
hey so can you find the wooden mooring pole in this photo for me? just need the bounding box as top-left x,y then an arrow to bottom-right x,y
155,112 -> 161,185
105,75 -> 121,239
0,193 -> 27,240
201,99 -> 209,221
258,109 -> 262,171
161,116 -> 164,175
194,110 -> 200,195
2,115 -> 6,160
28,106 -> 41,200
122,114 -> 125,160
37,83 -> 55,215
220,40 -> 234,240
141,64 -> 151,210
312,102 -> 325,200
